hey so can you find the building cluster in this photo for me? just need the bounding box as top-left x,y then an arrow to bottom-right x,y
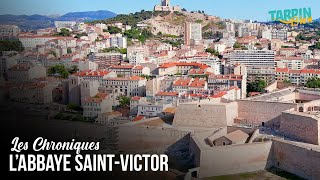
1,1 -> 320,178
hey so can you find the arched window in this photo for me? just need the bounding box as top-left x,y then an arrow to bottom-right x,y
299,107 -> 304,112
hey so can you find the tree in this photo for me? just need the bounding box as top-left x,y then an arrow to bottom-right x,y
68,65 -> 78,74
233,41 -> 241,48
74,32 -> 88,38
104,26 -> 122,34
140,74 -> 152,80
100,47 -> 127,54
181,8 -> 187,12
0,40 -> 24,52
247,80 -> 267,93
56,28 -> 71,37
205,48 -> 219,56
283,79 -> 292,85
67,103 -> 82,111
48,64 -> 70,79
67,47 -> 72,54
306,77 -> 320,88
316,42 -> 320,50
118,96 -> 130,107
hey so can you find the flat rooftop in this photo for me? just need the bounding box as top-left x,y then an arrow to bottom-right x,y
246,88 -> 295,102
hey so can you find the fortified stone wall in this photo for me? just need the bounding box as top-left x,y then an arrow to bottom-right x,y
193,140 -> 273,178
296,92 -> 320,101
280,111 -> 319,145
272,139 -> 320,180
118,125 -> 190,153
237,100 -> 297,127
173,102 -> 238,128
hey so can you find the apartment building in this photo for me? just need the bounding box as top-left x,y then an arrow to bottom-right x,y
208,74 -> 246,99
230,50 -> 275,68
271,29 -> 288,41
158,62 -> 209,76
110,36 -> 127,48
68,70 -> 117,106
102,76 -> 146,97
184,22 -> 202,45
275,68 -> 320,86
172,77 -> 207,94
9,82 -> 54,104
108,65 -> 150,76
0,25 -> 20,37
93,52 -> 123,69
7,64 -> 46,82
83,92 -> 112,119
54,21 -> 76,28
275,56 -> 304,70
155,91 -> 179,106
19,36 -> 56,48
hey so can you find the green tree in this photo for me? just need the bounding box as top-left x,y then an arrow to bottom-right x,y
140,74 -> 152,80
0,40 -> 24,52
67,47 -> 72,54
233,41 -> 241,48
283,79 -> 292,85
315,42 -> 320,49
100,47 -> 127,54
68,65 -> 78,74
306,77 -> 320,88
247,80 -> 267,93
118,96 -> 130,107
104,26 -> 122,34
74,32 -> 88,38
56,28 -> 71,37
205,48 -> 219,56
48,64 -> 70,79
67,103 -> 82,111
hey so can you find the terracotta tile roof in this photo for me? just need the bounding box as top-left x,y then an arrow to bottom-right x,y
73,70 -> 111,77
189,78 -> 206,87
105,75 -> 145,81
209,74 -> 243,81
249,92 -> 261,96
173,78 -> 192,86
159,62 -> 209,69
210,91 -> 227,98
85,93 -> 108,103
132,115 -> 145,122
155,91 -> 179,96
132,65 -> 144,70
276,68 -> 320,75
109,65 -> 134,69
131,96 -> 141,101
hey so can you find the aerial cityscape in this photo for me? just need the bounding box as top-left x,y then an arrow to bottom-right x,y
1,0 -> 320,179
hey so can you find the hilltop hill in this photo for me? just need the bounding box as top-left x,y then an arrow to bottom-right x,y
94,10 -> 223,36
143,11 -> 222,36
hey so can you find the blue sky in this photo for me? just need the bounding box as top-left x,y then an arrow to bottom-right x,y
0,0 -> 319,21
